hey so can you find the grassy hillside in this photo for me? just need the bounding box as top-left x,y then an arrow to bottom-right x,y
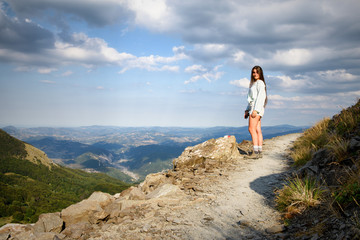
275,99 -> 360,237
0,129 -> 131,226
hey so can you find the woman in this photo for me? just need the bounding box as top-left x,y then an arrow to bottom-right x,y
244,66 -> 267,159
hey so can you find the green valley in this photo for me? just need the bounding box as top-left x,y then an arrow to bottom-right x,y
0,129 -> 131,226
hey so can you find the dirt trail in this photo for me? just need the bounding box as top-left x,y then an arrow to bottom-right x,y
175,133 -> 302,240
85,133 -> 302,240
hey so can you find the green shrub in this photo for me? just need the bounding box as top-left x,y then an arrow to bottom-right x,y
334,182 -> 360,207
12,211 -> 24,222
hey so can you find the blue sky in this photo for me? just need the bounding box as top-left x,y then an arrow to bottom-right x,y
0,0 -> 359,127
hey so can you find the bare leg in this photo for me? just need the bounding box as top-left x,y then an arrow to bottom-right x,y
248,115 -> 261,147
256,118 -> 263,147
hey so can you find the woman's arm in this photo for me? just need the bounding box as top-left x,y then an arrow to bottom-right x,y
254,81 -> 266,113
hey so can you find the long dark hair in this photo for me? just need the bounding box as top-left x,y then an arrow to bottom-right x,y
250,65 -> 268,107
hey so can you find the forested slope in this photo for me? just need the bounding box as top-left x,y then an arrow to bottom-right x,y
0,129 -> 131,226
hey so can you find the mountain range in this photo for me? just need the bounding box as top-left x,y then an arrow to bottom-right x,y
2,125 -> 306,182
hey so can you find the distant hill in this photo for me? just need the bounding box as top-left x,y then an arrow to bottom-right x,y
0,129 -> 130,226
26,137 -> 111,160
2,125 -> 306,182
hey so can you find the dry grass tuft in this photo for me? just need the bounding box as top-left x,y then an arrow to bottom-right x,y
291,118 -> 330,166
276,176 -> 323,219
331,103 -> 360,136
325,134 -> 350,163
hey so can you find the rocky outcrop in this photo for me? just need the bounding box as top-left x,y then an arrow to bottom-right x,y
173,135 -> 240,171
0,135 -> 244,240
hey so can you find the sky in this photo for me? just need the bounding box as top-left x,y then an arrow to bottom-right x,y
0,0 -> 359,128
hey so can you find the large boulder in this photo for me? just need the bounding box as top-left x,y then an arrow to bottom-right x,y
33,212 -> 63,233
61,191 -> 113,226
173,135 -> 241,171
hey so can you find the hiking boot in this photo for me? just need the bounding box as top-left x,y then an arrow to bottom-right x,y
258,151 -> 263,158
244,151 -> 259,159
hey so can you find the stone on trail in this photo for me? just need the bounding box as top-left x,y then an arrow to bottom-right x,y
265,224 -> 285,234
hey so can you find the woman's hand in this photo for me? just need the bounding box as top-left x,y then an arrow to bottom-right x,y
244,111 -> 249,119
251,111 -> 258,118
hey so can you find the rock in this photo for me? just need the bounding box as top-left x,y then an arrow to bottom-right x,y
336,231 -> 345,240
103,200 -> 122,219
33,212 -> 63,233
157,200 -> 166,207
238,140 -> 253,154
237,220 -> 251,227
113,193 -> 121,199
0,232 -> 10,240
310,233 -> 319,240
146,184 -> 186,199
173,135 -> 241,171
62,222 -> 91,239
265,225 -> 285,234
140,173 -> 172,194
297,148 -> 331,178
312,148 -> 331,166
349,136 -> 360,150
0,224 -> 34,240
203,215 -> 214,221
119,199 -> 147,211
128,186 -> 146,200
142,223 -> 151,232
61,191 -> 112,226
34,232 -> 58,240
87,191 -> 113,207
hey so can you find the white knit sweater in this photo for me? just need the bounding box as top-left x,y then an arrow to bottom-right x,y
245,80 -> 266,117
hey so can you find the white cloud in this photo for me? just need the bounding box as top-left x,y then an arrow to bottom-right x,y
186,43 -> 233,62
267,69 -> 360,94
61,71 -> 73,76
229,78 -> 249,88
267,93 -> 359,112
39,80 -> 56,84
268,75 -> 307,90
2,0 -> 360,94
185,64 -> 207,74
318,69 -> 357,82
7,0 -> 133,26
37,67 -> 57,74
128,0 -> 173,31
0,27 -> 184,74
184,64 -> 224,84
273,48 -> 312,66
232,51 -> 246,63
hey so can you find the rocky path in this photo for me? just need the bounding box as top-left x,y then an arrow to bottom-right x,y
166,133 -> 302,240
89,133 -> 301,240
